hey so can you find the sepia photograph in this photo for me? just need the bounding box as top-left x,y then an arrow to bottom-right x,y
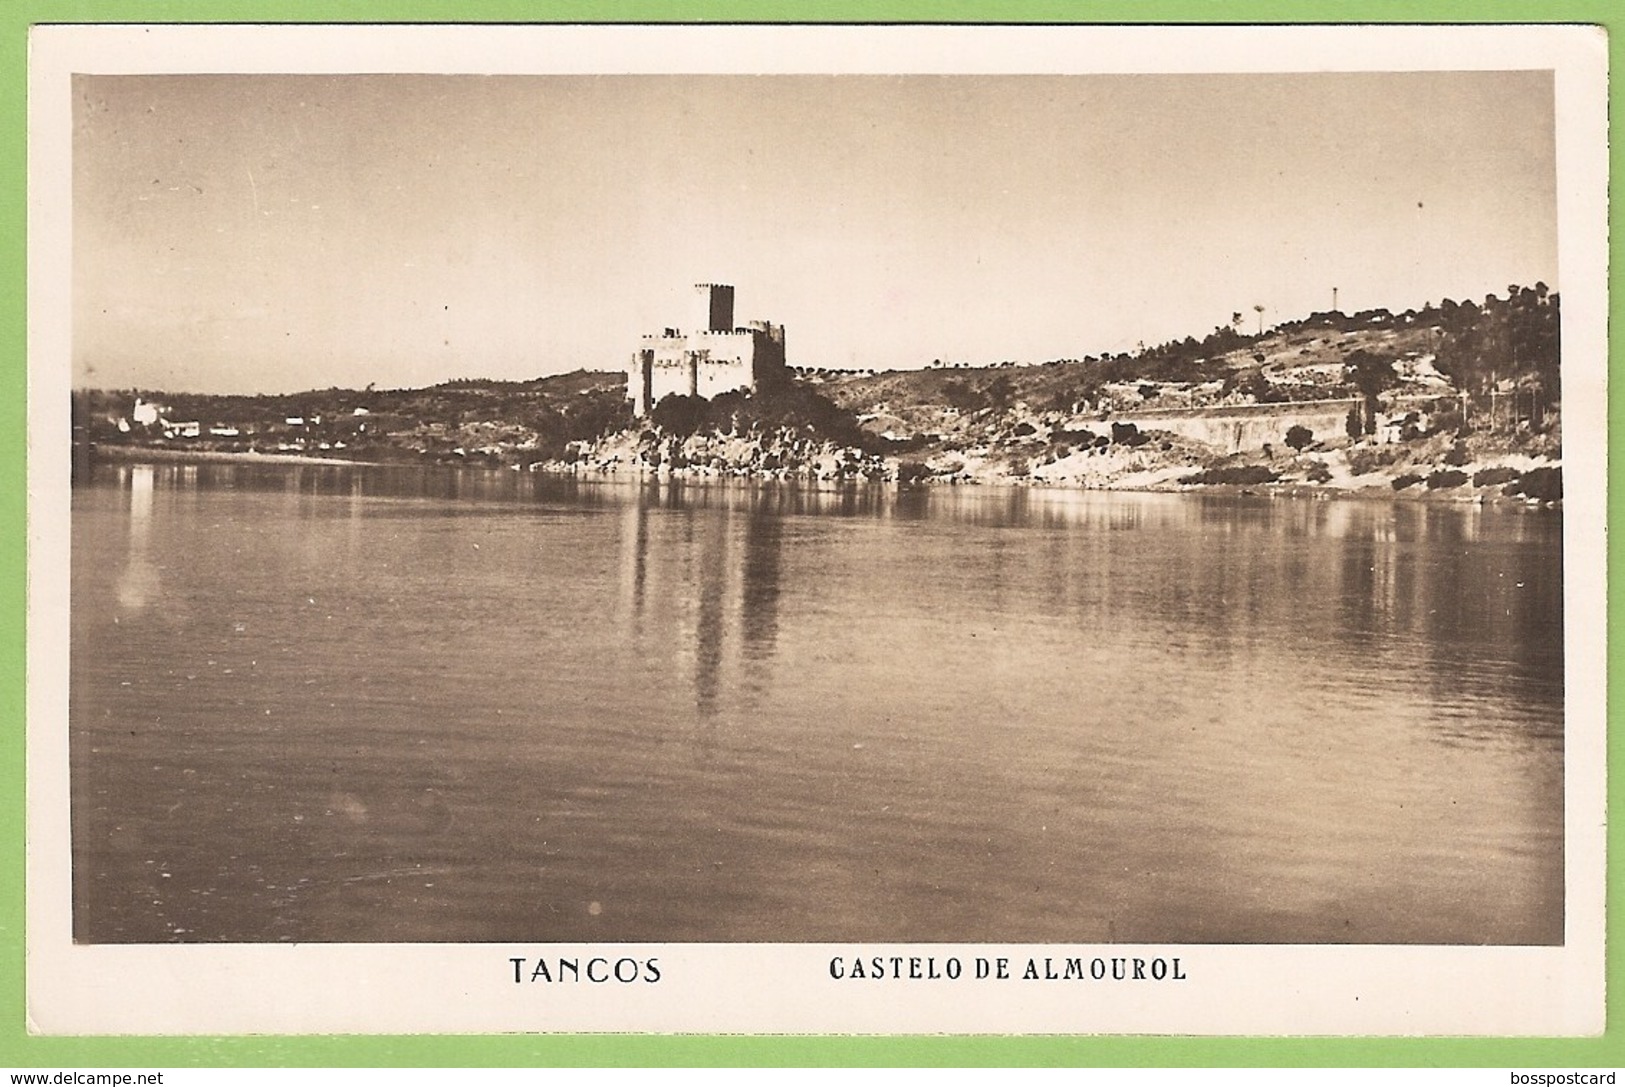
27,22 -> 1607,1036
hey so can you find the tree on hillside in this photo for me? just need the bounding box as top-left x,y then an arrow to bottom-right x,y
985,374 -> 1016,411
1433,285 -> 1561,405
1224,366 -> 1272,404
1344,349 -> 1397,436
1434,297 -> 1484,392
1511,283 -> 1561,400
941,379 -> 982,413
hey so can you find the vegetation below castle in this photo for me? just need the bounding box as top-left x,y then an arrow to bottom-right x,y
76,285 -> 1562,501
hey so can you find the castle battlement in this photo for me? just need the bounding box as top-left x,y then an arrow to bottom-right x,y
642,327 -> 758,339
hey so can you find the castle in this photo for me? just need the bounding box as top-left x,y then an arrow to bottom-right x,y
627,284 -> 787,417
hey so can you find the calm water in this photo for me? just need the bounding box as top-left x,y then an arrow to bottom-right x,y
70,460 -> 1564,944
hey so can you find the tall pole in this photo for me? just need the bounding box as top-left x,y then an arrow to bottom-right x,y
1332,286 -> 1338,314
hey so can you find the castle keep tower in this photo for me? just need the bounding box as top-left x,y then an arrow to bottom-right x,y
694,283 -> 735,334
628,284 -> 787,417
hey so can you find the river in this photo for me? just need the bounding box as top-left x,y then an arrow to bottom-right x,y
69,460 -> 1564,944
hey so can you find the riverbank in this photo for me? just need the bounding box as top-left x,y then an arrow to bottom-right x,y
82,434 -> 1562,506
88,444 -> 380,467
554,461 -> 1560,506
542,423 -> 1563,505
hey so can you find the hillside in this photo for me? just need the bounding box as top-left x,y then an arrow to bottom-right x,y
76,369 -> 630,467
820,315 -> 1453,430
76,287 -> 1561,500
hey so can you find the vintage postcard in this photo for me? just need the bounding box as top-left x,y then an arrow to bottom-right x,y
26,22 -> 1607,1035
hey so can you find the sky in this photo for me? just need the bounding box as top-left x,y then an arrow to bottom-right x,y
71,71 -> 1557,394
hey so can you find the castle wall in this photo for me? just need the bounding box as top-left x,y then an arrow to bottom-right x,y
1113,399 -> 1360,453
630,325 -> 788,417
692,331 -> 757,399
645,348 -> 695,408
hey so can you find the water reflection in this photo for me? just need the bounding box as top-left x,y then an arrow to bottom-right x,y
87,460 -> 1563,744
616,478 -> 785,719
114,465 -> 159,612
72,461 -> 1564,944
740,501 -> 782,664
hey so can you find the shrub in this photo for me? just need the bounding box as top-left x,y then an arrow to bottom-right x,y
1504,466 -> 1563,502
1304,460 -> 1332,483
1110,421 -> 1149,447
1426,469 -> 1469,489
1472,466 -> 1519,487
650,393 -> 707,436
1054,427 -> 1099,445
1392,473 -> 1423,490
1443,440 -> 1470,467
1347,445 -> 1402,476
1179,465 -> 1279,486
895,460 -> 931,484
882,431 -> 933,453
1430,406 -> 1463,436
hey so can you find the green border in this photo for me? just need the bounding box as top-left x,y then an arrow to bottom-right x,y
4,0 -> 1615,1070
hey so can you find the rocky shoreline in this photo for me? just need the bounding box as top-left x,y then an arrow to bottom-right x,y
84,427 -> 1562,507
535,423 -> 1563,506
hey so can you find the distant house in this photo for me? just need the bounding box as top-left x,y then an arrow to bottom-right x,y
162,420 -> 200,439
627,283 -> 787,417
131,398 -> 161,427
